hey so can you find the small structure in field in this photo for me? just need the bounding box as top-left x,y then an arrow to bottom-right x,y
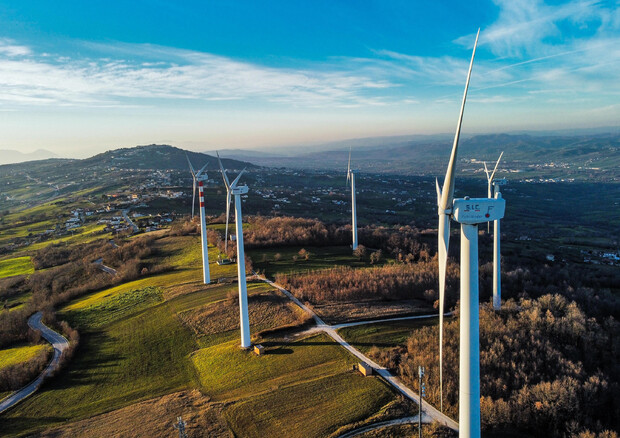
355,362 -> 373,376
254,344 -> 265,356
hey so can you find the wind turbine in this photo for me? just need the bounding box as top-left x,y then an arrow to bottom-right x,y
187,154 -> 198,218
217,152 -> 251,349
346,147 -> 358,250
436,28 -> 479,414
483,152 -> 503,233
483,153 -> 506,311
187,156 -> 210,284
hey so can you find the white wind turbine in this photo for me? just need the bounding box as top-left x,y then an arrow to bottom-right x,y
347,147 -> 358,250
436,29 -> 507,438
483,153 -> 506,311
187,156 -> 210,284
217,152 -> 251,349
436,28 -> 479,415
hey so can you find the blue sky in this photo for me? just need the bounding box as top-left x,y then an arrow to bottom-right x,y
0,0 -> 618,157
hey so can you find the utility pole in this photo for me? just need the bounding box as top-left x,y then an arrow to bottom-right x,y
418,365 -> 426,438
173,416 -> 188,438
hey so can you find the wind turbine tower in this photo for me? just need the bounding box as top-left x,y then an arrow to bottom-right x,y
453,196 -> 505,438
483,153 -> 506,310
217,152 -> 251,348
347,148 -> 358,250
436,28 -> 479,415
187,157 -> 210,284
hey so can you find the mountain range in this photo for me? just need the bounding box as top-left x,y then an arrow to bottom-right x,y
208,133 -> 620,179
0,149 -> 58,165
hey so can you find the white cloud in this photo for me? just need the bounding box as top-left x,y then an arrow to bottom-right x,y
0,40 -> 401,108
0,39 -> 31,57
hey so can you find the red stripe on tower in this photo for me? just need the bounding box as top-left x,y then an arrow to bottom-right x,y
198,181 -> 204,187
200,202 -> 205,207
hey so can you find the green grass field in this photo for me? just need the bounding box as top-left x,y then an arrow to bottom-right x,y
0,256 -> 34,279
0,344 -> 51,371
193,333 -> 355,401
223,372 -> 397,438
248,245 -> 389,278
338,317 -> 440,354
193,331 -> 404,438
65,286 -> 164,329
25,223 -> 108,252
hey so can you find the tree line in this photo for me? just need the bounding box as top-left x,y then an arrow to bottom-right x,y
370,295 -> 620,437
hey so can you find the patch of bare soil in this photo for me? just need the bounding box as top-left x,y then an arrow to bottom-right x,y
36,390 -> 231,438
311,299 -> 433,325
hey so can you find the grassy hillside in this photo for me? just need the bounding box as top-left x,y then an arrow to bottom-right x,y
2,230 -> 408,437
0,343 -> 50,370
0,257 -> 34,278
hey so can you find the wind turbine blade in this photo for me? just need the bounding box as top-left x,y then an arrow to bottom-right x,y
348,147 -> 352,174
439,28 -> 480,211
435,178 -> 442,207
346,147 -> 352,186
224,191 -> 231,253
186,154 -> 196,176
216,151 -> 231,189
489,151 -> 504,182
437,213 -> 450,413
230,168 -> 246,188
483,161 -> 490,181
196,163 -> 208,178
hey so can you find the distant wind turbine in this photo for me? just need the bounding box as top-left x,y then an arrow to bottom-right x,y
347,147 -> 358,250
483,152 -> 503,233
187,156 -> 210,284
483,153 -> 506,310
217,152 -> 251,349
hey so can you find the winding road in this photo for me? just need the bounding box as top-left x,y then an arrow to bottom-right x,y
0,312 -> 69,414
256,275 -> 459,432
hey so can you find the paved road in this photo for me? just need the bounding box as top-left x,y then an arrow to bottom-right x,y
336,415 -> 431,438
93,258 -> 117,276
0,312 -> 69,414
331,313 -> 441,330
257,275 -> 459,432
122,209 -> 139,233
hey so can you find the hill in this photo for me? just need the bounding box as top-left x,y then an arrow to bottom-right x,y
80,144 -> 257,171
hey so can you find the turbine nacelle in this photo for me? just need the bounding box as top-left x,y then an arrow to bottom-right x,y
230,185 -> 249,195
453,197 -> 505,225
